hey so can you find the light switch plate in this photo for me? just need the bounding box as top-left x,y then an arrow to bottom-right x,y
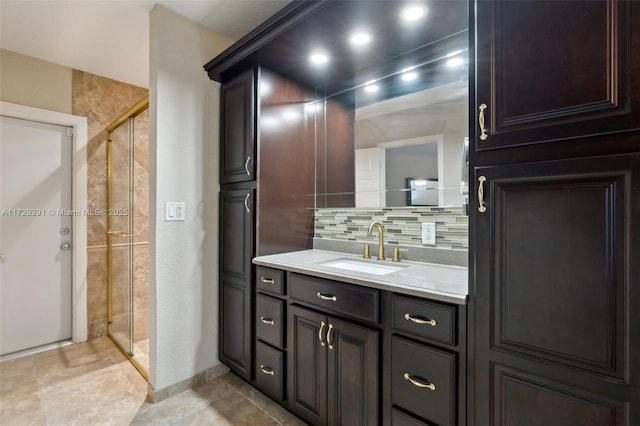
165,202 -> 185,221
422,222 -> 436,245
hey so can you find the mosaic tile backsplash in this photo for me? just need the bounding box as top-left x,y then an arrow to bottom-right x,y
315,207 -> 468,250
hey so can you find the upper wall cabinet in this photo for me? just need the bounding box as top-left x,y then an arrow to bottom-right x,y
475,0 -> 640,151
220,69 -> 255,184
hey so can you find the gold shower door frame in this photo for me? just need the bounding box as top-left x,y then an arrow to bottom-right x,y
106,95 -> 149,381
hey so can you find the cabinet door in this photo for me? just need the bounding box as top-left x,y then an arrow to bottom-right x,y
473,154 -> 640,425
288,305 -> 328,425
220,69 -> 255,184
474,1 -> 640,150
327,317 -> 379,426
219,188 -> 255,380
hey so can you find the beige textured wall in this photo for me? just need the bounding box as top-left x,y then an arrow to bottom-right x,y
72,70 -> 149,340
0,49 -> 72,113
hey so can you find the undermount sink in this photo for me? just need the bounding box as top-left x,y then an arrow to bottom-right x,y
318,258 -> 408,276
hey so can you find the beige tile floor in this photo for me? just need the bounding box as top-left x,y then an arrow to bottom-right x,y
0,337 -> 306,426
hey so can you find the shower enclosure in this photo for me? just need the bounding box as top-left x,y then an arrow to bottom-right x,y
105,96 -> 149,379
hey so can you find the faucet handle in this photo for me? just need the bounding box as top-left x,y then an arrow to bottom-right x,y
392,247 -> 408,262
363,244 -> 371,259
392,247 -> 401,262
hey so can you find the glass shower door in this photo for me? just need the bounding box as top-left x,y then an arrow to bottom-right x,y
106,97 -> 149,380
107,118 -> 135,358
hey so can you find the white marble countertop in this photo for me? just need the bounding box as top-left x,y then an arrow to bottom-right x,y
253,249 -> 468,305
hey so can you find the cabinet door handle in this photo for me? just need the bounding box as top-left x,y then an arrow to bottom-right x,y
260,365 -> 275,376
327,323 -> 334,350
478,103 -> 488,141
478,176 -> 487,213
403,373 -> 436,391
244,156 -> 252,176
261,277 -> 275,284
260,316 -> 275,325
319,321 -> 326,346
404,313 -> 437,327
316,292 -> 337,302
244,192 -> 251,213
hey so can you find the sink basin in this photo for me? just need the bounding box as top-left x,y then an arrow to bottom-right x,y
319,258 -> 408,276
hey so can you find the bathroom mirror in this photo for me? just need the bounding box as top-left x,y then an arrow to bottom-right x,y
312,10 -> 469,209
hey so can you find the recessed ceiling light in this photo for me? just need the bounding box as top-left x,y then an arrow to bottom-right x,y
350,31 -> 371,46
401,5 -> 427,21
364,80 -> 379,92
401,66 -> 418,81
446,57 -> 464,67
309,51 -> 330,65
401,71 -> 418,81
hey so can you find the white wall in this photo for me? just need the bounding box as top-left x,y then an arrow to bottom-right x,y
148,5 -> 233,392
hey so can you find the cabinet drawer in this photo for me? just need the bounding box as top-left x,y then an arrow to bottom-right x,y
255,341 -> 285,403
391,294 -> 456,346
256,266 -> 285,296
289,273 -> 380,323
391,408 -> 430,426
392,336 -> 456,426
256,294 -> 285,349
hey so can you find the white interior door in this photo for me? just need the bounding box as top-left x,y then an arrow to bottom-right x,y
355,147 -> 385,208
0,115 -> 73,355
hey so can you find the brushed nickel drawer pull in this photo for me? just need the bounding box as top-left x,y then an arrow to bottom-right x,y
327,323 -> 334,350
244,192 -> 251,213
261,277 -> 275,284
403,373 -> 436,391
260,316 -> 275,325
244,156 -> 252,176
316,292 -> 337,302
260,365 -> 275,376
319,321 -> 326,346
478,103 -> 488,141
404,313 -> 437,327
478,176 -> 487,213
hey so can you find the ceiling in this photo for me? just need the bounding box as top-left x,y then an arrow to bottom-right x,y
0,0 -> 292,88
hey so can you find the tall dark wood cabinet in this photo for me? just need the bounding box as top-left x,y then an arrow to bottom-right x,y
214,65 -> 319,394
219,187 -> 255,380
218,68 -> 258,382
471,1 -> 640,425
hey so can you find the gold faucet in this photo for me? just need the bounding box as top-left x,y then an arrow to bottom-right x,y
367,221 -> 385,260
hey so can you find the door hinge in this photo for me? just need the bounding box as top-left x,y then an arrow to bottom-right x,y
66,127 -> 74,137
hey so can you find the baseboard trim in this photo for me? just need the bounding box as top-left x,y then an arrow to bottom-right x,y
146,363 -> 230,403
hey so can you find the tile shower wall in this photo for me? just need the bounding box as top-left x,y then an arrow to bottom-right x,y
72,70 -> 149,340
314,207 -> 468,250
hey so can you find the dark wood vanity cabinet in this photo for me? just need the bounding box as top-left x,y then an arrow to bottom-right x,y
254,266 -> 287,403
471,2 -> 640,425
287,274 -> 380,426
219,187 -> 255,380
288,305 -> 379,426
474,0 -> 640,152
386,293 -> 467,426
